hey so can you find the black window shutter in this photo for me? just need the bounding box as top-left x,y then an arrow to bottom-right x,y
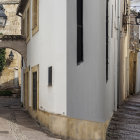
77,0 -> 83,64
48,66 -> 52,86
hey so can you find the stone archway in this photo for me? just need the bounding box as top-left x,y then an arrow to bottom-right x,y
0,35 -> 27,64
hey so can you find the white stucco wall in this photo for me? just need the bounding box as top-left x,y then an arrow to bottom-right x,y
26,0 -> 67,115
21,0 -> 129,123
67,0 -> 112,122
105,0 -> 119,119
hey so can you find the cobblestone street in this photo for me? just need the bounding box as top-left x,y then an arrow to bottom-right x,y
0,97 -> 61,140
106,94 -> 140,140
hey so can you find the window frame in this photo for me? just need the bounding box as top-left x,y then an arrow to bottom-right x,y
31,64 -> 39,111
26,1 -> 31,43
32,0 -> 39,36
24,67 -> 30,109
21,15 -> 26,37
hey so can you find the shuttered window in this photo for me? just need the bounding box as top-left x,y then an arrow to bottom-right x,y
77,0 -> 83,64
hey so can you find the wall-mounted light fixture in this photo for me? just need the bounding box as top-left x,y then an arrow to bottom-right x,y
9,50 -> 14,60
135,12 -> 140,25
0,4 -> 7,27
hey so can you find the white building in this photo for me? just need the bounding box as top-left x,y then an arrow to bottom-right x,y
16,0 -> 131,139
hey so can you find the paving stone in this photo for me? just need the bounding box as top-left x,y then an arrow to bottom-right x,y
0,97 -> 61,140
106,94 -> 140,140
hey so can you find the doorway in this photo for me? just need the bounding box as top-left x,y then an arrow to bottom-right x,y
129,52 -> 137,95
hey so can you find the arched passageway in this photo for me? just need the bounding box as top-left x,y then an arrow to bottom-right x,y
0,35 -> 27,65
0,48 -> 22,94
0,35 -> 26,105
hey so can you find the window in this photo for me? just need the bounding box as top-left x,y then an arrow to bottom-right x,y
77,0 -> 83,65
26,4 -> 30,42
48,66 -> 52,86
21,16 -> 25,36
32,0 -> 39,36
106,0 -> 109,81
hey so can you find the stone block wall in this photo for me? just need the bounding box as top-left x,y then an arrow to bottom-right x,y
0,0 -> 21,35
0,48 -> 21,90
0,0 -> 22,91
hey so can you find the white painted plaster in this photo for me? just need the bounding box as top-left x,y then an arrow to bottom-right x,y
26,0 -> 67,115
67,0 -> 117,122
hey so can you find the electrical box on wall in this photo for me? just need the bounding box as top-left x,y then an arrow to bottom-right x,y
48,66 -> 52,86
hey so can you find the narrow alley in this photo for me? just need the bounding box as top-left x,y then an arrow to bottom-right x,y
1,0 -> 140,139
107,94 -> 140,140
0,97 -> 61,140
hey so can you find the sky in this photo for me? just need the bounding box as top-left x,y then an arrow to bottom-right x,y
130,0 -> 140,12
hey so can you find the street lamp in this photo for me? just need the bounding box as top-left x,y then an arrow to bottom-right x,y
136,12 -> 140,25
9,51 -> 14,60
0,4 -> 7,27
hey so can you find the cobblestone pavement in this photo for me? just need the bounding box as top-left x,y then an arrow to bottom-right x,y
106,94 -> 140,140
0,97 -> 61,140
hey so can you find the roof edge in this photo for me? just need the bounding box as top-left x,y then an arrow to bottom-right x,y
16,0 -> 28,16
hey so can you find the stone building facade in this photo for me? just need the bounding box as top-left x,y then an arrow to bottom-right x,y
0,0 -> 21,91
0,0 -> 21,35
0,48 -> 21,90
129,10 -> 140,94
